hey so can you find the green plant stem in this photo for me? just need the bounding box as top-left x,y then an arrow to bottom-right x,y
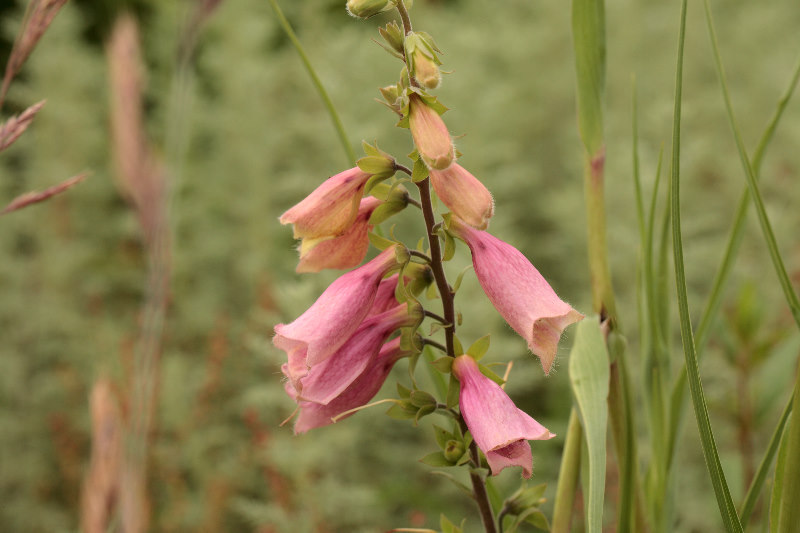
552,411 -> 582,533
739,392 -> 793,527
777,379 -> 800,533
669,1 -> 742,530
267,0 -> 356,165
583,150 -> 615,320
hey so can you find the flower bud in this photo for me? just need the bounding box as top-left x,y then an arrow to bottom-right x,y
408,94 -> 454,170
405,33 -> 442,90
379,21 -> 404,54
443,439 -> 465,463
430,163 -> 494,230
346,0 -> 391,18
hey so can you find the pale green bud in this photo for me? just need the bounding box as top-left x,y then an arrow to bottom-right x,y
346,0 -> 391,18
379,21 -> 404,54
443,440 -> 465,463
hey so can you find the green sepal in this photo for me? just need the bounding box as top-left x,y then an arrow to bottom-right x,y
479,363 -> 505,386
378,21 -> 404,53
442,230 -> 456,261
412,157 -> 429,183
357,155 -> 394,175
386,401 -> 418,420
433,425 -> 454,449
446,373 -> 460,409
414,403 -> 436,424
362,140 -> 381,156
368,231 -> 397,250
469,467 -> 490,480
452,335 -> 464,355
369,194 -> 408,225
505,483 -> 547,515
431,356 -> 453,374
440,514 -> 465,533
452,265 -> 473,293
420,451 -> 454,467
430,472 -> 473,498
466,335 -> 490,361
410,390 -> 437,408
506,509 -> 550,533
364,172 -> 394,195
397,383 -> 412,399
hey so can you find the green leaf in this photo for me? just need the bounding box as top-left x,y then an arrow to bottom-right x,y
770,417 -> 791,533
439,514 -> 463,533
420,451 -> 454,468
466,335 -> 490,361
567,318 -> 609,533
571,0 -> 606,155
776,386 -> 800,533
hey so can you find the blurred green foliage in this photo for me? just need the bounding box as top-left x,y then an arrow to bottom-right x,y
0,0 -> 799,531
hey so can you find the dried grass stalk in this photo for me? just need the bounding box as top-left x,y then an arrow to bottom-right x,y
81,380 -> 123,533
0,0 -> 69,106
0,172 -> 86,215
0,100 -> 45,152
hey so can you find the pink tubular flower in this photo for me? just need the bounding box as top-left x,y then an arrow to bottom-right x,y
279,167 -> 372,240
408,94 -> 454,170
449,217 -> 583,374
295,196 -> 382,273
452,355 -> 554,478
287,338 -> 409,434
273,246 -> 401,375
286,304 -> 417,404
429,164 -> 494,230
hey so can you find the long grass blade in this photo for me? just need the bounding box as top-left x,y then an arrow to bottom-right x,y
669,0 -> 742,530
267,0 -> 356,166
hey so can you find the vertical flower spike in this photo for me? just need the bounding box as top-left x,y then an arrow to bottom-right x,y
279,167 -> 372,240
273,245 -> 401,373
408,94 -> 454,170
288,304 -> 419,404
287,338 -> 409,434
449,217 -> 583,374
452,355 -> 554,478
430,163 -> 494,230
296,196 -> 382,273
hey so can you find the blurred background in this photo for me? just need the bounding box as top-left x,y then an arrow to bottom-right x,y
1,0 -> 799,531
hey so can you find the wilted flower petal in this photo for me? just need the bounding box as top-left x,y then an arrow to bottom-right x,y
449,217 -> 583,374
452,355 -> 554,478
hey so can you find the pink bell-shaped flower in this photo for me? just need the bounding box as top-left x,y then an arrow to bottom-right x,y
449,217 -> 583,374
452,355 -> 554,478
429,163 -> 494,230
408,94 -> 454,170
286,338 -> 409,434
286,303 -> 417,404
273,246 -> 401,375
279,167 -> 372,240
295,196 -> 382,273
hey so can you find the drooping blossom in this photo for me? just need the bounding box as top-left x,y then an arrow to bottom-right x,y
296,196 -> 382,273
408,94 -> 454,170
285,304 -> 418,404
279,167 -> 371,240
273,246 -> 401,377
429,163 -> 494,230
452,355 -> 554,478
449,217 -> 583,374
286,338 -> 409,434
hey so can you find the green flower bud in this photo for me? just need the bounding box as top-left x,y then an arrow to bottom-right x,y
443,439 -> 465,463
379,21 -> 404,54
405,32 -> 442,90
346,0 -> 391,18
